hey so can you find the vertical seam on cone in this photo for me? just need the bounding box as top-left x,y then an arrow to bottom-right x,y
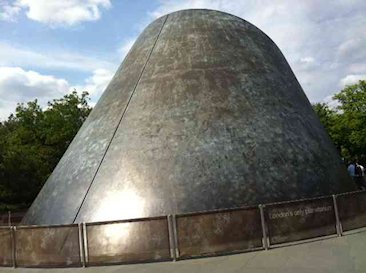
72,15 -> 169,223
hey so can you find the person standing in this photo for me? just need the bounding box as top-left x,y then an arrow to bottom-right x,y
347,161 -> 355,177
352,161 -> 365,190
357,163 -> 365,189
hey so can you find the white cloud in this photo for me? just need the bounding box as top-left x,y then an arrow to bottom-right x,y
149,0 -> 366,102
0,66 -> 115,120
2,0 -> 111,26
340,74 -> 366,87
72,68 -> 114,101
0,66 -> 70,119
300,57 -> 315,64
322,95 -> 340,109
0,42 -> 114,72
0,2 -> 20,21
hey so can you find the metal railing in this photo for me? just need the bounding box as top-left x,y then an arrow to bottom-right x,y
1,190 -> 366,268
0,211 -> 26,227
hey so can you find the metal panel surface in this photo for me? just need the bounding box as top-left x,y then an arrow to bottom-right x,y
15,225 -> 81,267
86,217 -> 171,265
176,207 -> 263,258
0,228 -> 12,267
22,16 -> 168,225
337,191 -> 366,232
73,9 -> 354,224
25,9 -> 354,226
265,197 -> 336,245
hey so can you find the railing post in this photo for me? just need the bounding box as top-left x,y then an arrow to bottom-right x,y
167,215 -> 177,261
11,226 -> 16,268
82,223 -> 88,266
8,211 -> 11,227
171,215 -> 180,259
78,223 -> 86,267
259,204 -> 269,250
332,195 -> 342,236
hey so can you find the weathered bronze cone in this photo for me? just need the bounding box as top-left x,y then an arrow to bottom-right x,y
23,9 -> 355,225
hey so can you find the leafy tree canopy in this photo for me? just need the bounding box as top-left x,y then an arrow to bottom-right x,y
0,91 -> 91,212
313,80 -> 366,164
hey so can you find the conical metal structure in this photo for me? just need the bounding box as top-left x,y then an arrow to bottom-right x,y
23,9 -> 355,225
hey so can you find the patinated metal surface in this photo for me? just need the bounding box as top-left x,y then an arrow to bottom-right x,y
337,191 -> 366,232
176,207 -> 262,258
0,228 -> 12,267
15,225 -> 81,267
86,217 -> 170,265
21,16 -> 167,225
23,9 -> 355,226
265,197 -> 336,245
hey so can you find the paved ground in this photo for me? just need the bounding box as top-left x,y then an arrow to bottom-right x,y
1,230 -> 366,273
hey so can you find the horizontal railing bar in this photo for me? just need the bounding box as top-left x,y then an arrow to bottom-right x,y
15,223 -> 79,229
334,189 -> 365,197
85,215 -> 167,226
175,205 -> 259,218
263,194 -> 334,207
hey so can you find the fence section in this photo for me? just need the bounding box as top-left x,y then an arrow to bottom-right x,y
0,227 -> 13,267
176,207 -> 263,258
337,191 -> 366,232
264,197 -> 337,245
15,224 -> 81,267
85,217 -> 171,266
0,213 -> 9,226
2,191 -> 366,268
0,211 -> 27,227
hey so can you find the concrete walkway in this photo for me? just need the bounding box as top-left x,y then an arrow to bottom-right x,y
1,230 -> 366,273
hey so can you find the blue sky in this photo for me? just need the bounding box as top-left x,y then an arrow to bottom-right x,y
0,0 -> 365,120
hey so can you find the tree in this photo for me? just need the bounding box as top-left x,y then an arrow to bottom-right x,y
312,103 -> 336,134
333,80 -> 366,162
0,91 -> 92,211
312,80 -> 366,163
43,91 -> 92,165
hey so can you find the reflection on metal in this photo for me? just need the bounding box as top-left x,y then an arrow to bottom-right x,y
82,223 -> 88,265
85,217 -> 170,265
93,190 -> 146,222
23,9 -> 355,227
